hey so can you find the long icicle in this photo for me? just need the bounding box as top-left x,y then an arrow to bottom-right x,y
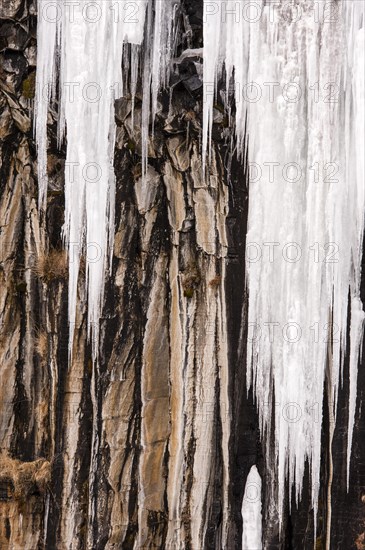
35,0 -> 178,363
202,0 -> 365,533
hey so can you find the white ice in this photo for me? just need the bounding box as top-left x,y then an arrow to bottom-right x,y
203,0 -> 365,532
36,0 -> 177,361
35,0 -> 365,536
241,465 -> 262,550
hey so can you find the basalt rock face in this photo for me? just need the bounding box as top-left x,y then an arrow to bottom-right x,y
0,1 -> 364,550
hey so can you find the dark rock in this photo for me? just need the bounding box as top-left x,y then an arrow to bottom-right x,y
0,22 -> 28,51
0,0 -> 24,19
0,51 -> 27,93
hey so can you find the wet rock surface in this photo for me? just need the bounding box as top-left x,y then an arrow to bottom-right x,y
0,1 -> 364,549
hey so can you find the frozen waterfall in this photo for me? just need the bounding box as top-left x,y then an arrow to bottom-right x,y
203,0 -> 365,532
35,0 -> 178,361
35,0 -> 364,539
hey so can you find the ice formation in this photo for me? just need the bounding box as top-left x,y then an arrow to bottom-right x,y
35,0 -> 364,536
203,0 -> 364,529
241,465 -> 262,550
35,0 -> 178,360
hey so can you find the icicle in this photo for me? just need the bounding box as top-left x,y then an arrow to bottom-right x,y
241,465 -> 262,549
203,0 -> 365,529
202,0 -> 222,171
36,0 -> 178,363
34,0 -> 60,209
141,1 -> 153,179
346,1 -> 365,490
141,0 -> 178,171
130,44 -> 140,129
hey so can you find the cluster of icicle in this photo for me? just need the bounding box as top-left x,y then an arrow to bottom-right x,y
203,0 -> 364,534
35,0 -> 364,540
35,0 -> 178,361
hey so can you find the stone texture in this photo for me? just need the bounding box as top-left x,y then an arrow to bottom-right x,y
0,1 -> 364,549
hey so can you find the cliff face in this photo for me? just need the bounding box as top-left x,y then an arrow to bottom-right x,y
0,1 -> 364,549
